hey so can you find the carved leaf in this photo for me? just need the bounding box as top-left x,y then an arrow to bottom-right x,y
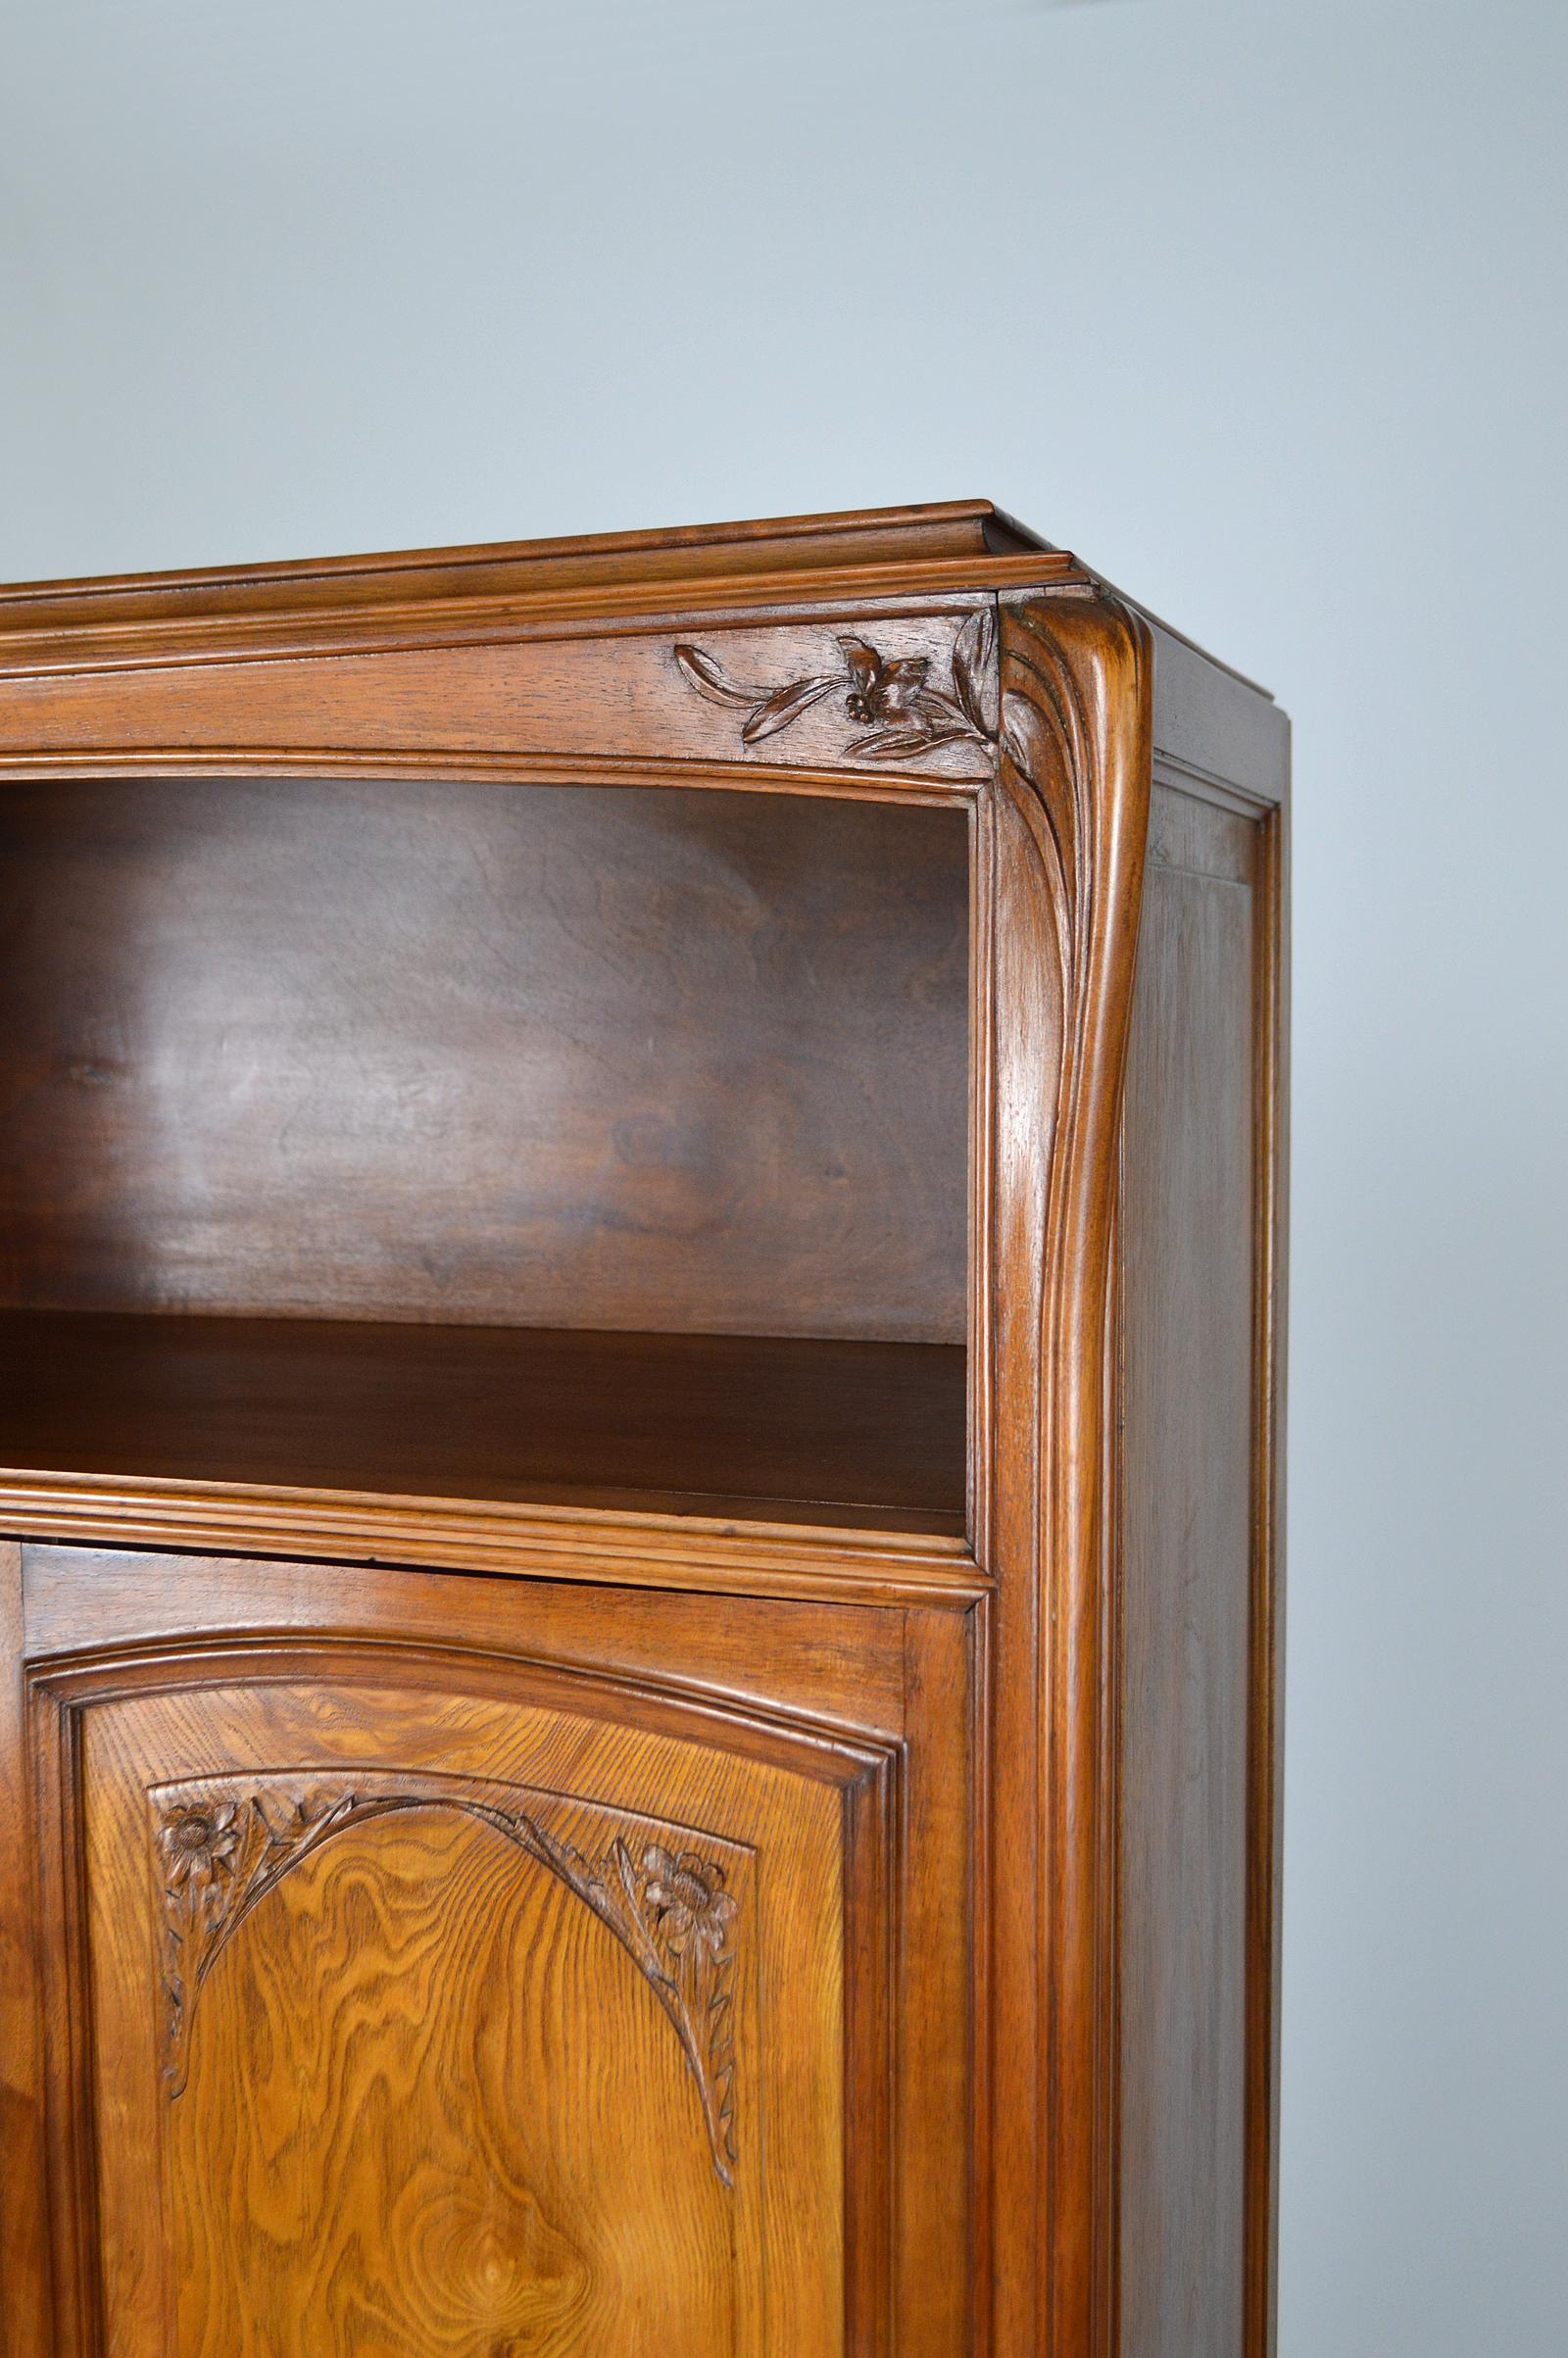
846,723 -> 973,761
673,643 -> 765,709
836,635 -> 881,689
914,686 -> 971,729
740,675 -> 839,744
1001,685 -> 1056,788
954,608 -> 1000,736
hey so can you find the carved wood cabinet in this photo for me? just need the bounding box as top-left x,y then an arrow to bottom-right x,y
0,503 -> 1289,2358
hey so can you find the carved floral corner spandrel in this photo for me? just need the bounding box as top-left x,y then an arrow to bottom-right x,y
155,1783 -> 741,2186
674,609 -> 1008,767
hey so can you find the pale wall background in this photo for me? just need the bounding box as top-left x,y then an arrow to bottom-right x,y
4,1 -> 1565,2349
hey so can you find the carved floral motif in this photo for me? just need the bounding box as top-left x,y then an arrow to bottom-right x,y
642,1844 -> 737,1959
155,1782 -> 741,2186
675,609 -> 1002,765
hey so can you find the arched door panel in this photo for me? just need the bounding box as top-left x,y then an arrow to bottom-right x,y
19,1543 -> 974,2357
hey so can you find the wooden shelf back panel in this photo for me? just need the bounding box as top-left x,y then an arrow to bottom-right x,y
0,775 -> 968,1344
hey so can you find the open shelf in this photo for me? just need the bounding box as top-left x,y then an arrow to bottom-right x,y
0,771 -> 972,1542
0,1309 -> 967,1534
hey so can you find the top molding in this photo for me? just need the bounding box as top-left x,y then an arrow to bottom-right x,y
0,500 -> 1096,680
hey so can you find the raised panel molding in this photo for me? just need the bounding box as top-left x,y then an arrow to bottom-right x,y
154,1775 -> 742,2185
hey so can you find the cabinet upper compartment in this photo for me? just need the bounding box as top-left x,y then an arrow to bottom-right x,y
1,501 -> 1162,1547
0,769 -> 970,1534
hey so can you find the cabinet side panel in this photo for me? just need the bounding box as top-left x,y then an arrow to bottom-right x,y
1117,786 -> 1263,2358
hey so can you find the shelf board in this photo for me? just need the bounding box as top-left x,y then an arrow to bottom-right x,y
0,1310 -> 967,1538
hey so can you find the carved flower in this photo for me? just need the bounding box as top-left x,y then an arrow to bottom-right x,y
839,636 -> 931,726
642,1844 -> 737,1958
674,613 -> 998,765
161,1800 -> 240,1888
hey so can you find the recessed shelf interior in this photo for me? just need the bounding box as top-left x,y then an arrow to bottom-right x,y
0,774 -> 971,1532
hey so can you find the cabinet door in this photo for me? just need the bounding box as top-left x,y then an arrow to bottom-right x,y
8,1543 -> 974,2358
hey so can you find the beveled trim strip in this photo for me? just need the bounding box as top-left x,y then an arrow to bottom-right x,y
0,1470 -> 989,1606
0,745 -> 988,801
0,556 -> 1087,681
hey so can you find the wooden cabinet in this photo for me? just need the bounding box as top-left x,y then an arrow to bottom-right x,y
0,503 -> 1289,2358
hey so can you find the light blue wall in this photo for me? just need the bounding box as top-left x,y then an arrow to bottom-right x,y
5,4 -> 1565,2349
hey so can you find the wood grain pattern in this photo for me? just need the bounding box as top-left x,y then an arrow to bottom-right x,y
154,1777 -> 742,2182
71,1660 -> 824,2354
165,1804 -> 741,2357
0,775 -> 968,1345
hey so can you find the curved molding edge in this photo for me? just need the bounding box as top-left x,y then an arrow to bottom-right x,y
992,587 -> 1154,2356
